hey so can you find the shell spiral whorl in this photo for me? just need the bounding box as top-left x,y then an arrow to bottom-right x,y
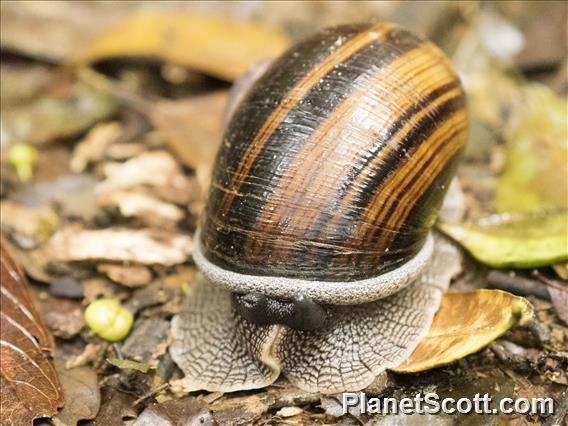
200,22 -> 468,284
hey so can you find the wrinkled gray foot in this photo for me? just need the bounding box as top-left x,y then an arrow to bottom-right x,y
278,282 -> 442,393
170,279 -> 282,392
171,234 -> 462,394
170,277 -> 443,394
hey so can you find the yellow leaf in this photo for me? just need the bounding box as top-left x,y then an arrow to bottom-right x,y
393,290 -> 533,373
496,85 -> 568,213
439,212 -> 568,269
77,12 -> 289,81
553,262 -> 568,280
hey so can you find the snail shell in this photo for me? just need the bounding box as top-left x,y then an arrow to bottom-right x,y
194,22 -> 467,304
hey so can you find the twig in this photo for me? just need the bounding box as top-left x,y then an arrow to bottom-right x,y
524,318 -> 551,348
112,343 -> 124,360
543,388 -> 567,426
131,382 -> 169,408
77,66 -> 152,113
532,270 -> 567,292
487,270 -> 550,300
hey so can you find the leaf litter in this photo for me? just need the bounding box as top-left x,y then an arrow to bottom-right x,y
0,2 -> 566,425
0,245 -> 64,425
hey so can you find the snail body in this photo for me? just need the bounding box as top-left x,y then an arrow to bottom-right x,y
172,22 -> 468,394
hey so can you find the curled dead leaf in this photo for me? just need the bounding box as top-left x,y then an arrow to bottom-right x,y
0,200 -> 59,248
96,150 -> 194,203
70,121 -> 123,173
47,225 -> 193,266
77,12 -> 289,81
53,359 -> 100,425
149,91 -> 228,194
97,190 -> 184,228
393,290 -> 534,373
0,238 -> 64,425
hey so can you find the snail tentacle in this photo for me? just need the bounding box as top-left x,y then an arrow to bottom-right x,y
233,292 -> 328,330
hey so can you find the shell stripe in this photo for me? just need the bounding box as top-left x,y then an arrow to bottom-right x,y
322,97 -> 467,270
326,80 -> 460,206
308,83 -> 463,247
362,96 -> 466,227
382,127 -> 466,246
342,122 -> 466,270
245,48 -> 462,258
215,22 -> 396,220
363,109 -> 468,248
316,98 -> 466,270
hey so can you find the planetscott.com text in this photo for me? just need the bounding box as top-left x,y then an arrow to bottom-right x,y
342,392 -> 555,416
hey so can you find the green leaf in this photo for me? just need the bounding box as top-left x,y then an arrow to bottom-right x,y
107,358 -> 150,373
439,212 -> 568,268
496,84 -> 567,213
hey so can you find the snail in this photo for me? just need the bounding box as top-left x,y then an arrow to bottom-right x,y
171,22 -> 468,394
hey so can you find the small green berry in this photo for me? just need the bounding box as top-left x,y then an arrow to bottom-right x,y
8,143 -> 38,182
84,299 -> 133,342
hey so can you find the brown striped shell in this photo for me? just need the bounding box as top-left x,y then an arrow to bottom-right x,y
199,22 -> 468,283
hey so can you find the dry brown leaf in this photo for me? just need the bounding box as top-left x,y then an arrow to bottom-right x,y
393,290 -> 534,373
0,239 -> 64,425
40,297 -> 85,339
211,394 -> 270,425
135,397 -> 215,426
546,283 -> 568,325
47,225 -> 193,266
122,318 -> 169,368
0,200 -> 59,248
83,278 -> 128,306
92,387 -> 137,426
96,150 -> 193,199
52,359 -> 100,426
0,1 -> 126,62
97,263 -> 153,288
97,190 -> 184,228
78,12 -> 289,81
150,91 -> 228,192
65,343 -> 108,370
70,121 -> 123,173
